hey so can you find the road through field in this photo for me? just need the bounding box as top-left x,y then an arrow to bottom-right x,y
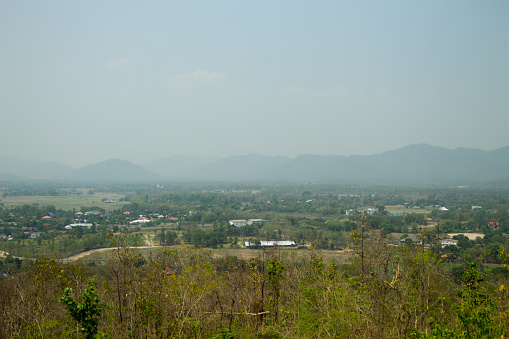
2,245 -> 165,262
63,244 -> 164,262
1,233 -> 162,262
64,233 -> 160,262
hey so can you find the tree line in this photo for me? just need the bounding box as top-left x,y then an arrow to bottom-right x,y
1,230 -> 509,338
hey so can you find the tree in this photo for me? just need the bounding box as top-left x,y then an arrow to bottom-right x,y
160,229 -> 165,245
166,230 -> 177,244
455,263 -> 504,338
60,276 -> 105,339
266,259 -> 284,322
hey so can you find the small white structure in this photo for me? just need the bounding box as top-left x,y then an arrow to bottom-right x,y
347,208 -> 377,216
30,232 -> 41,239
247,219 -> 265,225
229,219 -> 248,227
439,207 -> 449,211
400,235 -> 422,245
440,239 -> 458,248
129,219 -> 151,225
244,241 -> 296,248
65,223 -> 93,229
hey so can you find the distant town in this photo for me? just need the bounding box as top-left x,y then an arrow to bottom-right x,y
1,181 -> 508,337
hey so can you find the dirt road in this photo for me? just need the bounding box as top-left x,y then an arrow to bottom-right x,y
1,241 -> 163,263
63,244 -> 165,262
64,233 -> 160,262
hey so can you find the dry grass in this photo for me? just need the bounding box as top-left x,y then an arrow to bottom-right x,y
385,205 -> 433,215
0,193 -> 127,211
70,244 -> 354,266
447,232 -> 485,240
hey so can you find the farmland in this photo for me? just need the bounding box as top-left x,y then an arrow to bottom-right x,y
0,191 -> 127,211
385,204 -> 433,215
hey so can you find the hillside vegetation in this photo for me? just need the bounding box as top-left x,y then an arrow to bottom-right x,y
1,182 -> 509,337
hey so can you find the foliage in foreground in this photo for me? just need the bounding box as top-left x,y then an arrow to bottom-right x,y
1,238 -> 509,338
60,276 -> 105,339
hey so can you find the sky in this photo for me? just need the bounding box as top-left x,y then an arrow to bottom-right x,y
1,1 -> 508,168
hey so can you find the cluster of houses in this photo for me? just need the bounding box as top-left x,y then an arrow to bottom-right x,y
345,208 -> 377,216
399,235 -> 462,248
0,233 -> 13,241
0,232 -> 42,240
75,211 -> 103,216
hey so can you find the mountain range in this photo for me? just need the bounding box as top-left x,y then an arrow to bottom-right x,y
1,144 -> 509,184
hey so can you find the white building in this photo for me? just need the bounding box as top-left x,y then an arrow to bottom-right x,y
440,239 -> 458,248
30,232 -> 41,239
229,219 -> 248,227
247,219 -> 265,225
65,223 -> 93,229
346,208 -> 377,216
129,219 -> 151,225
244,240 -> 296,248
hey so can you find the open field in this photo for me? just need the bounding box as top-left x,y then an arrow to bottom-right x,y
0,192 -> 127,211
385,205 -> 433,215
448,233 -> 485,240
70,243 -> 354,266
211,247 -> 353,264
66,245 -> 162,263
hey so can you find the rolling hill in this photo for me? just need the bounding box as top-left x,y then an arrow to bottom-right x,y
71,159 -> 164,182
2,144 -> 509,184
0,156 -> 75,179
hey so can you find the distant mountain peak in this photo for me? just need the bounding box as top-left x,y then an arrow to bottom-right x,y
72,159 -> 163,182
2,143 -> 509,183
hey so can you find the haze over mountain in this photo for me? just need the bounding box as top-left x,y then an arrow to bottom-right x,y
183,155 -> 292,181
2,2 -> 508,168
70,159 -> 163,182
143,155 -> 221,179
267,144 -> 509,184
0,156 -> 75,180
1,144 -> 508,184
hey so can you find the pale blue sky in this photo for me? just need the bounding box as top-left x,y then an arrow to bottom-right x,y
1,1 -> 508,167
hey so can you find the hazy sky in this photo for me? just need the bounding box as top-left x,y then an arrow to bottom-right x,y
1,1 -> 508,168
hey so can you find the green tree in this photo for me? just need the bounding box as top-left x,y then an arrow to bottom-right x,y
266,259 -> 284,322
166,230 -> 177,244
60,276 -> 105,339
455,263 -> 504,338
